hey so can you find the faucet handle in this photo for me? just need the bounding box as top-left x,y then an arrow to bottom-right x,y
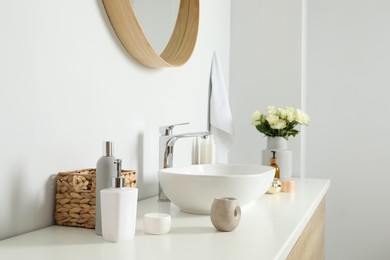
159,123 -> 189,135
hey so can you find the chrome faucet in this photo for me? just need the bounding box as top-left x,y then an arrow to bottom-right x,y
158,123 -> 210,201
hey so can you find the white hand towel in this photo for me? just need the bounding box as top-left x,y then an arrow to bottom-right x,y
210,51 -> 234,163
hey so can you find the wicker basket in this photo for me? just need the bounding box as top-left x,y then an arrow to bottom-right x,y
55,168 -> 136,229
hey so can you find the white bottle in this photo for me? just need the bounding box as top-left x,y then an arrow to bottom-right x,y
200,135 -> 216,164
95,141 -> 116,236
192,137 -> 200,164
101,159 -> 138,242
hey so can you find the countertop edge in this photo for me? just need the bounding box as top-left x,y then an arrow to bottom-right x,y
276,179 -> 330,260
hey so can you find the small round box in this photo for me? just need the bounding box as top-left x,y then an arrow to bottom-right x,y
143,213 -> 171,235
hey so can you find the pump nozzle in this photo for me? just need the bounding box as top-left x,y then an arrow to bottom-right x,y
112,159 -> 125,188
269,151 -> 280,179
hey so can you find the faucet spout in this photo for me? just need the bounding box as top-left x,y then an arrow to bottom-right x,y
163,131 -> 209,168
158,124 -> 210,201
166,132 -> 210,152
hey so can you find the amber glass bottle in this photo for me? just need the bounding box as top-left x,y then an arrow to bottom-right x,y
270,151 -> 280,179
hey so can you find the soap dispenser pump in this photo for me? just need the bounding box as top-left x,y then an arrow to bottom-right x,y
270,151 -> 280,179
100,159 -> 138,242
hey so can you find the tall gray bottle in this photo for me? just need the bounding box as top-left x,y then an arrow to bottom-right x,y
95,141 -> 116,236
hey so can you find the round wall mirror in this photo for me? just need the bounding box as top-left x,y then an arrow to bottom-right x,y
103,0 -> 200,68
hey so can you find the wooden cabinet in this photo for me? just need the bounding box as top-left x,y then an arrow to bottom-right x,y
287,199 -> 325,260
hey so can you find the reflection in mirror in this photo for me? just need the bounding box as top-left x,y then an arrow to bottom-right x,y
132,0 -> 180,54
103,0 -> 200,68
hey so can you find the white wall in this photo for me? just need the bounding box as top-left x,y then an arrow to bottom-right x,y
0,0 -> 231,240
306,0 -> 390,259
231,0 -> 390,258
230,0 -> 304,176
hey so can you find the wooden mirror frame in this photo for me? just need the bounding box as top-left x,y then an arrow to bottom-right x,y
102,0 -> 200,68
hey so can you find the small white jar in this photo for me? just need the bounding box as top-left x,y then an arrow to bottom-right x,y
143,213 -> 171,235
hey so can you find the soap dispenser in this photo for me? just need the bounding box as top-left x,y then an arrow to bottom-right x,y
270,151 -> 280,179
96,141 -> 116,236
101,159 -> 138,242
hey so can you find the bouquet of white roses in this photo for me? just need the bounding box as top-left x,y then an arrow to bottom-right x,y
251,106 -> 310,140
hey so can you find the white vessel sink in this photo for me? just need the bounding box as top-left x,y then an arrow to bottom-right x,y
158,164 -> 275,214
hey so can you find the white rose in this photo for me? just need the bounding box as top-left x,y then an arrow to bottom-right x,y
267,106 -> 278,115
285,107 -> 296,121
295,109 -> 310,124
251,111 -> 262,126
286,111 -> 295,122
266,114 -> 279,125
278,108 -> 286,119
278,107 -> 293,121
271,119 -> 287,129
303,113 -> 310,124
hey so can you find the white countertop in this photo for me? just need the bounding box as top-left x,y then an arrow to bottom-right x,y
0,178 -> 329,260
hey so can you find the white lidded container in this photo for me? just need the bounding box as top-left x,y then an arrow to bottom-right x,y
143,213 -> 171,235
101,159 -> 138,242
